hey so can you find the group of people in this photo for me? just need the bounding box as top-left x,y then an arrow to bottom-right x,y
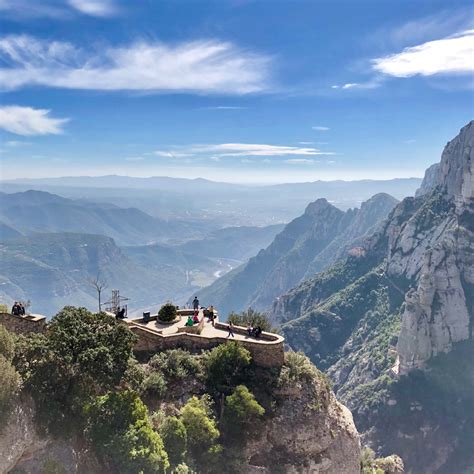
247,323 -> 263,339
11,301 -> 26,316
115,306 -> 126,319
192,297 -> 216,327
185,310 -> 201,327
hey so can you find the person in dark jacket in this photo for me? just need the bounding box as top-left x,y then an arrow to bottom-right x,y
193,297 -> 199,311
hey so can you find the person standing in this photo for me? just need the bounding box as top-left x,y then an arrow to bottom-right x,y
227,321 -> 235,338
193,296 -> 199,311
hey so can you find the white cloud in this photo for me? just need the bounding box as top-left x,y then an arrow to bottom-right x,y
285,158 -> 318,164
154,150 -> 193,159
0,35 -> 272,95
0,0 -> 117,18
312,125 -> 330,131
189,143 -> 335,157
373,29 -> 474,77
0,105 -> 69,136
68,0 -> 116,17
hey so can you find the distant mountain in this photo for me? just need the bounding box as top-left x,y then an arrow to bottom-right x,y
1,176 -> 421,227
174,224 -> 285,261
193,193 -> 398,316
0,190 -> 209,246
272,121 -> 474,472
0,232 -> 211,316
0,221 -> 23,240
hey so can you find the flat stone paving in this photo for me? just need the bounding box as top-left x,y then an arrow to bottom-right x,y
130,310 -> 280,344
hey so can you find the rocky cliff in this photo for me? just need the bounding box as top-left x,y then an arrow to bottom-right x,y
195,193 -> 398,318
273,121 -> 474,473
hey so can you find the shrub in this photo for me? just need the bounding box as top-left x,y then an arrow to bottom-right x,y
85,390 -> 169,473
0,304 -> 8,313
160,416 -> 187,466
149,349 -> 202,381
180,395 -> 219,453
223,385 -> 264,437
0,355 -> 20,420
158,303 -> 177,323
14,306 -> 137,430
143,372 -> 167,398
227,308 -> 275,332
278,351 -> 319,385
0,325 -> 15,361
205,342 -> 251,394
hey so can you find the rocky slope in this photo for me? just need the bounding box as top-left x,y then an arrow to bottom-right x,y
272,121 -> 474,473
194,193 -> 398,318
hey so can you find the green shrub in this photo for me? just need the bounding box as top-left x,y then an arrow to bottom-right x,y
223,385 -> 264,437
85,390 -> 169,473
0,355 -> 20,419
227,308 -> 275,332
0,304 -> 8,313
14,306 -> 137,431
205,342 -> 251,394
160,416 -> 187,466
0,325 -> 15,361
149,349 -> 202,381
143,372 -> 167,398
279,351 -> 319,385
158,303 -> 177,323
180,395 -> 219,454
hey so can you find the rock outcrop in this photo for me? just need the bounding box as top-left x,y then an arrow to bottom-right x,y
415,163 -> 440,197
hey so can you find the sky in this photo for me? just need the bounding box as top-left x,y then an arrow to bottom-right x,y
0,0 -> 473,184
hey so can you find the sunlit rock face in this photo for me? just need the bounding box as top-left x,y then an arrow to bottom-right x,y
396,121 -> 474,373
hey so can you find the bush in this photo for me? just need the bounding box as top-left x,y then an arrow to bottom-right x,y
158,303 -> 177,323
205,342 -> 251,394
160,416 -> 187,466
149,349 -> 202,381
14,306 -> 137,430
85,390 -> 169,473
0,355 -> 20,419
0,304 -> 8,313
143,372 -> 167,398
0,325 -> 15,361
278,351 -> 319,386
227,308 -> 274,332
180,395 -> 219,454
223,385 -> 264,437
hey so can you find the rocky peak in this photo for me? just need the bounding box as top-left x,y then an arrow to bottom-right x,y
304,198 -> 338,217
415,163 -> 440,197
438,120 -> 474,207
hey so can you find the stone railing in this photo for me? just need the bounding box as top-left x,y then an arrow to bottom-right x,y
128,321 -> 285,368
0,312 -> 47,335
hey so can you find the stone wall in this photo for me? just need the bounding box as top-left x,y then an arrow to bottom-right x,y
129,324 -> 285,368
0,312 -> 47,335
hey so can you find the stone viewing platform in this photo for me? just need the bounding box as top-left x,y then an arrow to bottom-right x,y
0,312 -> 47,334
125,308 -> 285,368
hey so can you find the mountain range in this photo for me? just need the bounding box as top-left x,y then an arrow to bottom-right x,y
194,192 -> 398,316
269,121 -> 474,472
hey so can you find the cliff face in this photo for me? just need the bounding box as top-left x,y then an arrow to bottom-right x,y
394,121 -> 474,373
415,163 -> 440,197
274,121 -> 474,473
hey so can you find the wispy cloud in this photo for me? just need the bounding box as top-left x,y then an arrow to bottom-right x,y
285,158 -> 319,165
0,35 -> 272,95
189,143 -> 335,157
4,140 -> 30,147
312,125 -> 330,131
372,29 -> 474,78
68,0 -> 116,17
0,0 -> 117,19
0,105 -> 69,136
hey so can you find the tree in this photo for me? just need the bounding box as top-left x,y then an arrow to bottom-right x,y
85,390 -> 169,473
158,303 -> 177,323
223,385 -> 264,437
180,396 -> 219,452
160,416 -> 187,466
0,326 -> 20,420
15,306 -> 137,429
89,273 -> 108,312
205,341 -> 252,394
227,308 -> 274,333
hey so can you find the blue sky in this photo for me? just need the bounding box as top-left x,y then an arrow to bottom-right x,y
0,0 -> 473,183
